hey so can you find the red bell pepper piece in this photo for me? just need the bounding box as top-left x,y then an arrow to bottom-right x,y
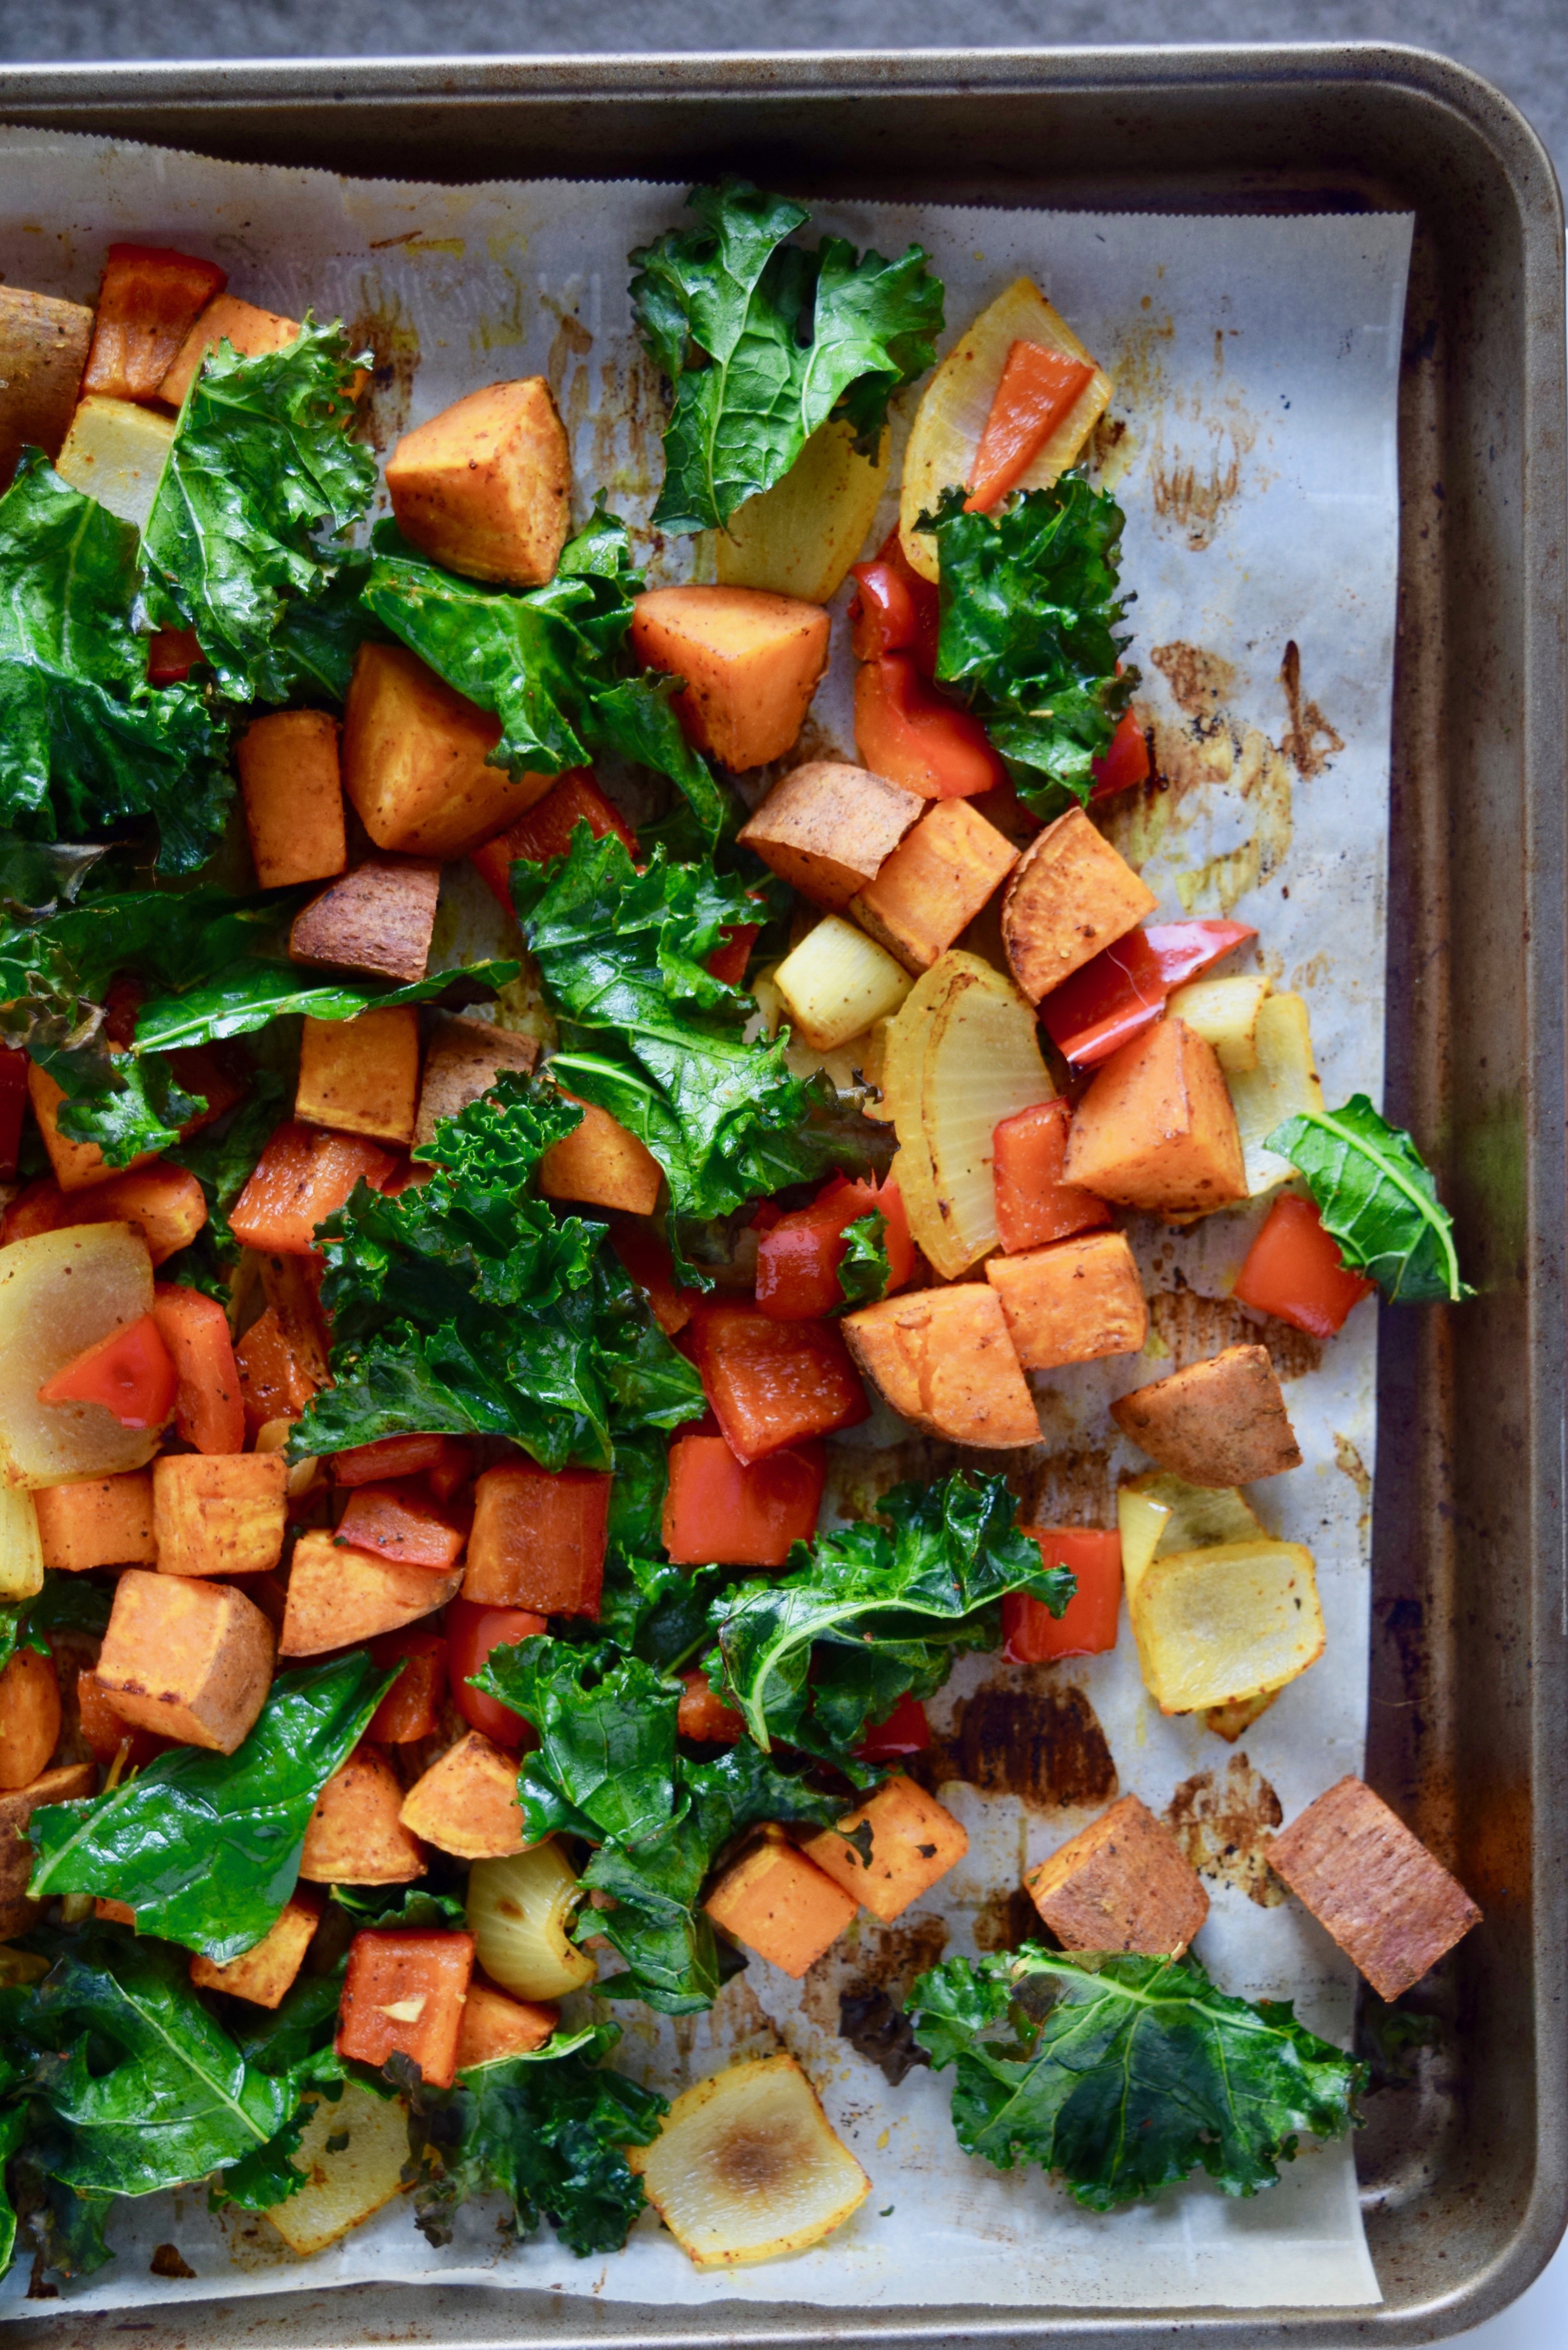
1091,706 -> 1151,800
227,1121 -> 397,1257
848,529 -> 941,677
706,922 -> 759,989
0,1046 -> 28,1182
337,1479 -> 469,1572
854,653 -> 1008,801
1233,1194 -> 1375,1339
83,243 -> 228,404
366,1628 -> 448,1743
855,1690 -> 931,1760
1039,920 -> 1256,1066
661,1431 -> 826,1566
38,1312 -> 177,1430
964,340 -> 1096,513
331,1432 -> 465,1489
234,1308 -> 319,1437
676,1666 -> 746,1744
991,1100 -> 1113,1254
1004,1526 -> 1122,1661
754,1172 -> 914,1322
146,628 -> 204,687
445,1598 -> 545,1747
151,1282 -> 245,1455
1,1176 -> 64,1247
688,1301 -> 869,1463
423,1438 -> 476,1504
337,1928 -> 475,2089
470,770 -> 637,908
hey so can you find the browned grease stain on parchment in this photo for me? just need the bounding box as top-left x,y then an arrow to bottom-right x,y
346,275 -> 422,453
1279,638 -> 1346,778
973,1884 -> 1043,1956
1147,1277 -> 1323,1383
1151,642 -> 1237,725
801,1914 -> 949,2083
912,1672 -> 1118,1813
1163,1752 -> 1287,1906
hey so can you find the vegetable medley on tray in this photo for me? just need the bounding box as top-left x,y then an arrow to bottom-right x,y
0,179 -> 1477,2285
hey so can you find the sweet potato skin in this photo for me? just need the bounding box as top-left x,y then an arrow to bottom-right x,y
850,798 -> 1019,975
631,586 -> 830,771
736,761 -> 923,909
0,286 -> 91,485
1063,1016 -> 1248,1214
398,1730 -> 527,1860
386,379 -> 571,588
298,1745 -> 426,1885
95,1569 -> 274,1754
1001,807 -> 1157,1003
843,1286 -> 1040,1449
237,711 -> 348,890
1026,1793 -> 1209,1955
280,1531 -> 463,1657
1267,1775 -> 1482,2001
342,641 -> 550,859
985,1230 -> 1149,1371
1111,1343 -> 1302,1486
33,1471 -> 157,1571
295,1008 -> 421,1149
289,857 -> 441,986
415,1016 -> 537,1148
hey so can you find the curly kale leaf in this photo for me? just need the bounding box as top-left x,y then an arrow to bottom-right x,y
0,456 -> 231,873
363,510 -> 722,843
142,318 -> 377,702
927,476 -> 1137,818
511,827 -> 848,1278
906,1945 -> 1365,2210
708,1471 -> 1074,1762
292,1073 -> 704,1470
631,178 -> 943,533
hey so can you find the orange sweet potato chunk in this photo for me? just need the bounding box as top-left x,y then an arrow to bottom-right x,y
33,1471 -> 157,1571
237,710 -> 347,890
190,1896 -> 319,2008
801,1776 -> 967,1923
152,1452 -> 287,1578
295,1008 -> 421,1149
0,1761 -> 95,1935
157,294 -> 301,408
415,1016 -> 538,1148
704,1833 -> 858,1977
850,797 -> 1019,974
736,761 -> 923,909
342,641 -> 551,859
842,1286 -> 1040,1449
398,1730 -> 527,1861
386,379 -> 571,588
280,1531 -> 463,1657
631,586 -> 830,771
289,858 -> 441,986
455,1980 -> 558,2069
538,1097 -> 663,1218
0,1646 -> 62,1793
95,1569 -> 274,1754
1001,807 -> 1156,1004
298,1745 -> 426,1885
1110,1343 -> 1302,1485
984,1229 -> 1148,1371
1063,1016 -> 1247,1214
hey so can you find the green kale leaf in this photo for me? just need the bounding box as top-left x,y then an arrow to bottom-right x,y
1267,1096 -> 1470,1305
707,1471 -> 1074,1761
364,511 -> 723,843
837,1208 -> 890,1306
291,1074 -> 704,1470
906,1945 -> 1365,2210
142,319 -> 377,704
397,2023 -> 666,2256
631,178 -> 944,533
26,1653 -> 393,1962
483,1638 -> 681,1845
511,827 -> 847,1278
129,954 -> 520,1056
0,456 -> 231,874
927,477 -> 1137,818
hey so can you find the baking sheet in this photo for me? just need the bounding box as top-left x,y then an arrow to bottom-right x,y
0,132 -> 1410,2314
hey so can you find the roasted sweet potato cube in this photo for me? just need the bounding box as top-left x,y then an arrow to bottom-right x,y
95,1568 -> 274,1754
235,1308 -> 319,1434
736,761 -> 923,910
704,1834 -> 858,1976
295,1008 -> 421,1149
337,1927 -> 475,2088
289,857 -> 441,986
414,1015 -> 538,1148
62,1162 -> 208,1266
0,1760 -> 94,1935
631,586 -> 831,771
157,293 -> 301,408
299,1744 -> 426,1885
1025,1793 -> 1209,1955
342,641 -> 550,859
1001,807 -> 1157,1003
386,379 -> 571,588
801,1775 -> 967,1923
83,244 -> 227,405
455,1980 -> 558,2069
27,1060 -> 152,1192
0,286 -> 91,484
228,1121 -> 396,1257
1267,1776 -> 1482,2000
842,1286 -> 1040,1449
190,1896 -> 319,2008
1111,1344 -> 1301,1486
850,799 -> 1020,975
237,710 -> 348,889
152,1452 -> 287,1578
984,1230 -> 1148,1372
337,1482 -> 466,1572
95,1897 -> 137,1928
281,1531 -> 463,1658
1064,1016 -> 1247,1213
398,1730 -> 527,1860
0,1646 -> 61,1793
463,1461 -> 609,1615
33,1470 -> 156,1570
538,1097 -> 663,1218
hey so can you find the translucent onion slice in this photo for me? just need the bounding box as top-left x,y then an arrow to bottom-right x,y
1226,992 -> 1325,1197
628,2054 -> 870,2270
263,2082 -> 410,2256
0,1224 -> 160,1489
1130,1538 -> 1325,1714
898,277 -> 1113,583
466,1837 -> 597,2001
0,1489 -> 43,1602
716,418 -> 890,604
882,950 -> 1055,1278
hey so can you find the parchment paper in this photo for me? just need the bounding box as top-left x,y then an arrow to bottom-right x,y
0,130 -> 1411,2316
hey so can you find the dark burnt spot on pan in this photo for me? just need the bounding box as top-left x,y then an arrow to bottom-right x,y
912,1673 -> 1117,1812
1148,1274 -> 1322,1382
